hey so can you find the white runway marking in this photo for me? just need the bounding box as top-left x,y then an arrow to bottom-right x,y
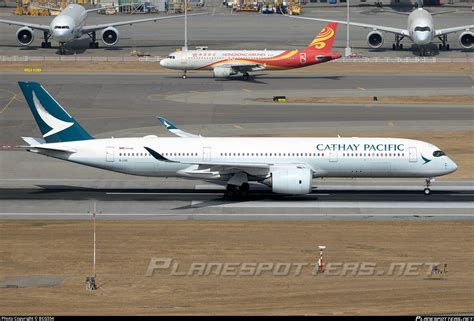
191,201 -> 474,209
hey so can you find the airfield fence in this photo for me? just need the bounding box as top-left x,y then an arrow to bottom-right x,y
0,56 -> 472,63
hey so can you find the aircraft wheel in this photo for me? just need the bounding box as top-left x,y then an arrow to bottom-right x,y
424,188 -> 431,195
392,43 -> 396,50
446,44 -> 450,51
399,44 -> 403,50
182,74 -> 187,79
242,73 -> 250,81
238,183 -> 250,198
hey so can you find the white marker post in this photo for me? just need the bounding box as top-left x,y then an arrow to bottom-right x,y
318,245 -> 326,273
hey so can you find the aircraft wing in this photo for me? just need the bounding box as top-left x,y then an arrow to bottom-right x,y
144,147 -> 271,170
215,62 -> 266,73
283,14 -> 409,36
435,25 -> 474,36
157,117 -> 201,138
0,19 -> 50,32
82,12 -> 206,33
31,5 -> 62,11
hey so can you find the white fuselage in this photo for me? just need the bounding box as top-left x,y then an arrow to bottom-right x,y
32,136 -> 457,182
49,4 -> 87,43
407,8 -> 435,45
160,49 -> 289,71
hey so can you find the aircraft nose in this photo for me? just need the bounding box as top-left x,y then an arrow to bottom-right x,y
332,53 -> 342,60
159,59 -> 166,67
414,32 -> 430,45
446,158 -> 458,174
53,29 -> 72,42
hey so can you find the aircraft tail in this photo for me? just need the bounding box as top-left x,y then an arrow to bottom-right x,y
306,22 -> 338,52
18,81 -> 94,143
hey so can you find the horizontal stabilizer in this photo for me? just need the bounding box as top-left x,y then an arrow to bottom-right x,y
17,145 -> 76,154
22,136 -> 46,146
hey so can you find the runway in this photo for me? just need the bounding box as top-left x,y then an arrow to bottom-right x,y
0,176 -> 472,220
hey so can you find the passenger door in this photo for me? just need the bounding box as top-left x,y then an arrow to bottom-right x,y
299,52 -> 306,65
203,147 -> 211,162
106,146 -> 114,162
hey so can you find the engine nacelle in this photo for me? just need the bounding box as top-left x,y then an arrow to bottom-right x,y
459,31 -> 473,49
213,66 -> 236,78
102,27 -> 119,46
367,31 -> 384,49
16,27 -> 34,46
266,167 -> 312,195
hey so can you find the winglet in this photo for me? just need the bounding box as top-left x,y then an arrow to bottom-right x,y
144,147 -> 177,163
156,117 -> 201,138
157,117 -> 178,130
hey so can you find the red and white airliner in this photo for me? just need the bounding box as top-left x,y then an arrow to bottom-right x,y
159,22 -> 341,80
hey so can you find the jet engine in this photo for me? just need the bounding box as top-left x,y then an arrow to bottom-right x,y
101,27 -> 119,46
16,27 -> 34,46
212,66 -> 236,78
367,31 -> 384,49
459,31 -> 473,49
264,167 -> 312,195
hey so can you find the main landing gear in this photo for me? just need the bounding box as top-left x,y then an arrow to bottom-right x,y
392,35 -> 404,50
41,31 -> 51,48
242,72 -> 250,81
88,32 -> 99,49
438,35 -> 450,51
424,177 -> 434,195
225,183 -> 250,199
182,70 -> 187,79
224,172 -> 250,199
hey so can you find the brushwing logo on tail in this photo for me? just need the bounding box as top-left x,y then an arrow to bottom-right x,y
310,27 -> 335,50
32,92 -> 74,138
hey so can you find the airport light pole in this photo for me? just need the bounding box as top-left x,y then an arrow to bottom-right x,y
344,0 -> 352,57
184,0 -> 188,51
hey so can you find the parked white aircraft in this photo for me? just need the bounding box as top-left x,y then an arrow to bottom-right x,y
0,4 -> 203,54
284,6 -> 473,56
18,81 -> 457,197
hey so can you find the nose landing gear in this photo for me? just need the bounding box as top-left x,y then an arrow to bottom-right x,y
58,42 -> 66,55
424,177 -> 434,195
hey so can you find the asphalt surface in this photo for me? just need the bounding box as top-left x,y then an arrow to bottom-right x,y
0,4 -> 473,57
0,148 -> 472,219
0,72 -> 472,145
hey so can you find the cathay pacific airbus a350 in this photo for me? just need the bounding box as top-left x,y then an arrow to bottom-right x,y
18,82 -> 457,197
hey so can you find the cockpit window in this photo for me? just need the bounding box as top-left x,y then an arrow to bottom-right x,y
166,55 -> 175,59
415,26 -> 431,32
54,26 -> 70,29
433,150 -> 446,157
